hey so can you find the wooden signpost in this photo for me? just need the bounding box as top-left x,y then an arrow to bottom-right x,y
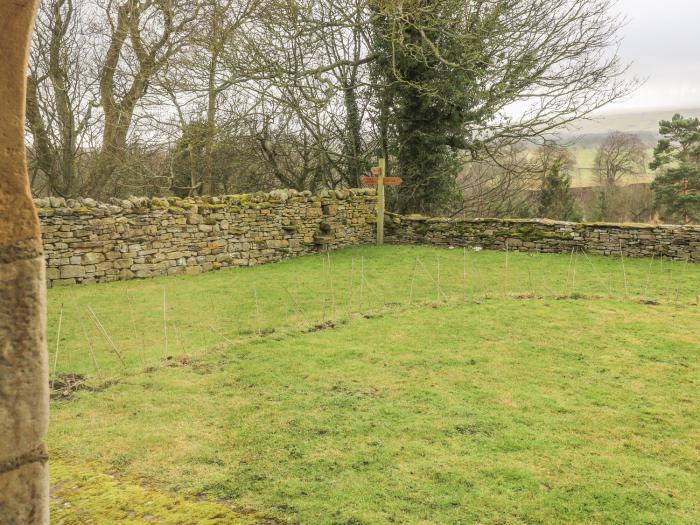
360,158 -> 402,245
360,176 -> 403,186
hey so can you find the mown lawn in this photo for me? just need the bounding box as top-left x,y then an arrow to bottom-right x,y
47,245 -> 700,377
47,246 -> 700,524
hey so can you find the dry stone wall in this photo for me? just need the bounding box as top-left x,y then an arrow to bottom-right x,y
37,189 -> 376,287
36,193 -> 700,288
385,214 -> 700,261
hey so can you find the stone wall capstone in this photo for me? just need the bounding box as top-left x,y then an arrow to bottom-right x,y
37,189 -> 376,287
385,214 -> 700,261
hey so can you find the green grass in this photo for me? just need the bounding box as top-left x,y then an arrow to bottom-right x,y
47,246 -> 700,524
47,245 -> 700,378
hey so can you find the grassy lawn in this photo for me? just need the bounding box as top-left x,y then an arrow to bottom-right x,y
47,246 -> 700,524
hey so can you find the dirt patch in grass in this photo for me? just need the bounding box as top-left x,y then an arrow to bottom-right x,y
309,320 -> 336,332
50,374 -> 116,401
163,355 -> 214,374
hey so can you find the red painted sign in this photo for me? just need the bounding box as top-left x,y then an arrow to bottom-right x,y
360,176 -> 403,186
371,166 -> 383,175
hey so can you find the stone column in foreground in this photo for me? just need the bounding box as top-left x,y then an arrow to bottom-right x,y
0,1 -> 49,524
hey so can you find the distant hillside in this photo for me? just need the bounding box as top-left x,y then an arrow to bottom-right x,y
560,107 -> 700,148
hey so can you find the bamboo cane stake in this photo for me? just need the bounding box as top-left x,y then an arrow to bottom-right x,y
163,287 -> 169,357
409,256 -> 419,305
462,248 -> 466,300
253,285 -> 262,336
87,306 -> 126,367
327,251 -> 336,319
643,254 -> 655,301
74,301 -> 102,380
50,305 -> 64,390
619,241 -> 629,297
126,287 -> 145,367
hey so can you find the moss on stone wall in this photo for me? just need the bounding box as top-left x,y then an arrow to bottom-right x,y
37,188 -> 377,287
385,214 -> 700,262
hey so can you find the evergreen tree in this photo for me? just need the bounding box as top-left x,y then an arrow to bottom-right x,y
537,161 -> 579,221
650,114 -> 700,223
651,166 -> 700,223
593,188 -> 610,222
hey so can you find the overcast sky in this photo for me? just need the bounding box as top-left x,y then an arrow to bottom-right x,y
605,0 -> 700,112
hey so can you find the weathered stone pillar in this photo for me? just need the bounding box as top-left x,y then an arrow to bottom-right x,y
0,1 -> 49,524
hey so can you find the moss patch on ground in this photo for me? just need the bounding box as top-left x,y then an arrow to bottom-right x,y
50,460 -> 278,524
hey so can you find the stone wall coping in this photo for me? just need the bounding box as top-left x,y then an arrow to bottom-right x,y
34,188 -> 377,215
385,211 -> 700,232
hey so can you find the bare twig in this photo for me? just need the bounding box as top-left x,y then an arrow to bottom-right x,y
409,256 -> 418,305
253,285 -> 262,336
619,241 -> 629,297
462,248 -> 468,301
87,306 -> 126,367
283,285 -> 309,325
175,323 -> 185,354
73,301 -> 101,380
580,249 -> 610,294
674,256 -> 690,304
504,241 -> 510,297
163,287 -> 169,357
126,287 -> 145,367
327,251 -> 336,319
643,254 -> 655,301
360,256 -> 365,310
348,257 -> 355,316
50,305 -> 64,390
209,324 -> 235,345
566,247 -> 575,295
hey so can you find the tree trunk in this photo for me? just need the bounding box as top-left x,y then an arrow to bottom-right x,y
0,2 -> 49,524
343,82 -> 363,186
205,62 -> 217,195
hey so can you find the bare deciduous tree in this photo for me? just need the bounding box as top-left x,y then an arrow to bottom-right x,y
26,0 -> 637,215
26,0 -> 100,196
595,132 -> 647,188
91,0 -> 199,197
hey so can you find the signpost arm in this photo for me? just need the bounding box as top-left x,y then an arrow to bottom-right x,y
377,157 -> 385,245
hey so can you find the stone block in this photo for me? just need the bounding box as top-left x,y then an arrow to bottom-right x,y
82,252 -> 105,264
60,265 -> 85,279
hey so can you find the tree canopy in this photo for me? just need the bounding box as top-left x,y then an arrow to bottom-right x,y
27,0 -> 634,214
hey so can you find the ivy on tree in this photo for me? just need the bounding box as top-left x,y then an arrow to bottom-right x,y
369,0 -> 633,215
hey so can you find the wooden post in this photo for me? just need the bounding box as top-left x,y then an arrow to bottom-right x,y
376,157 -> 385,245
362,159 -> 400,245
